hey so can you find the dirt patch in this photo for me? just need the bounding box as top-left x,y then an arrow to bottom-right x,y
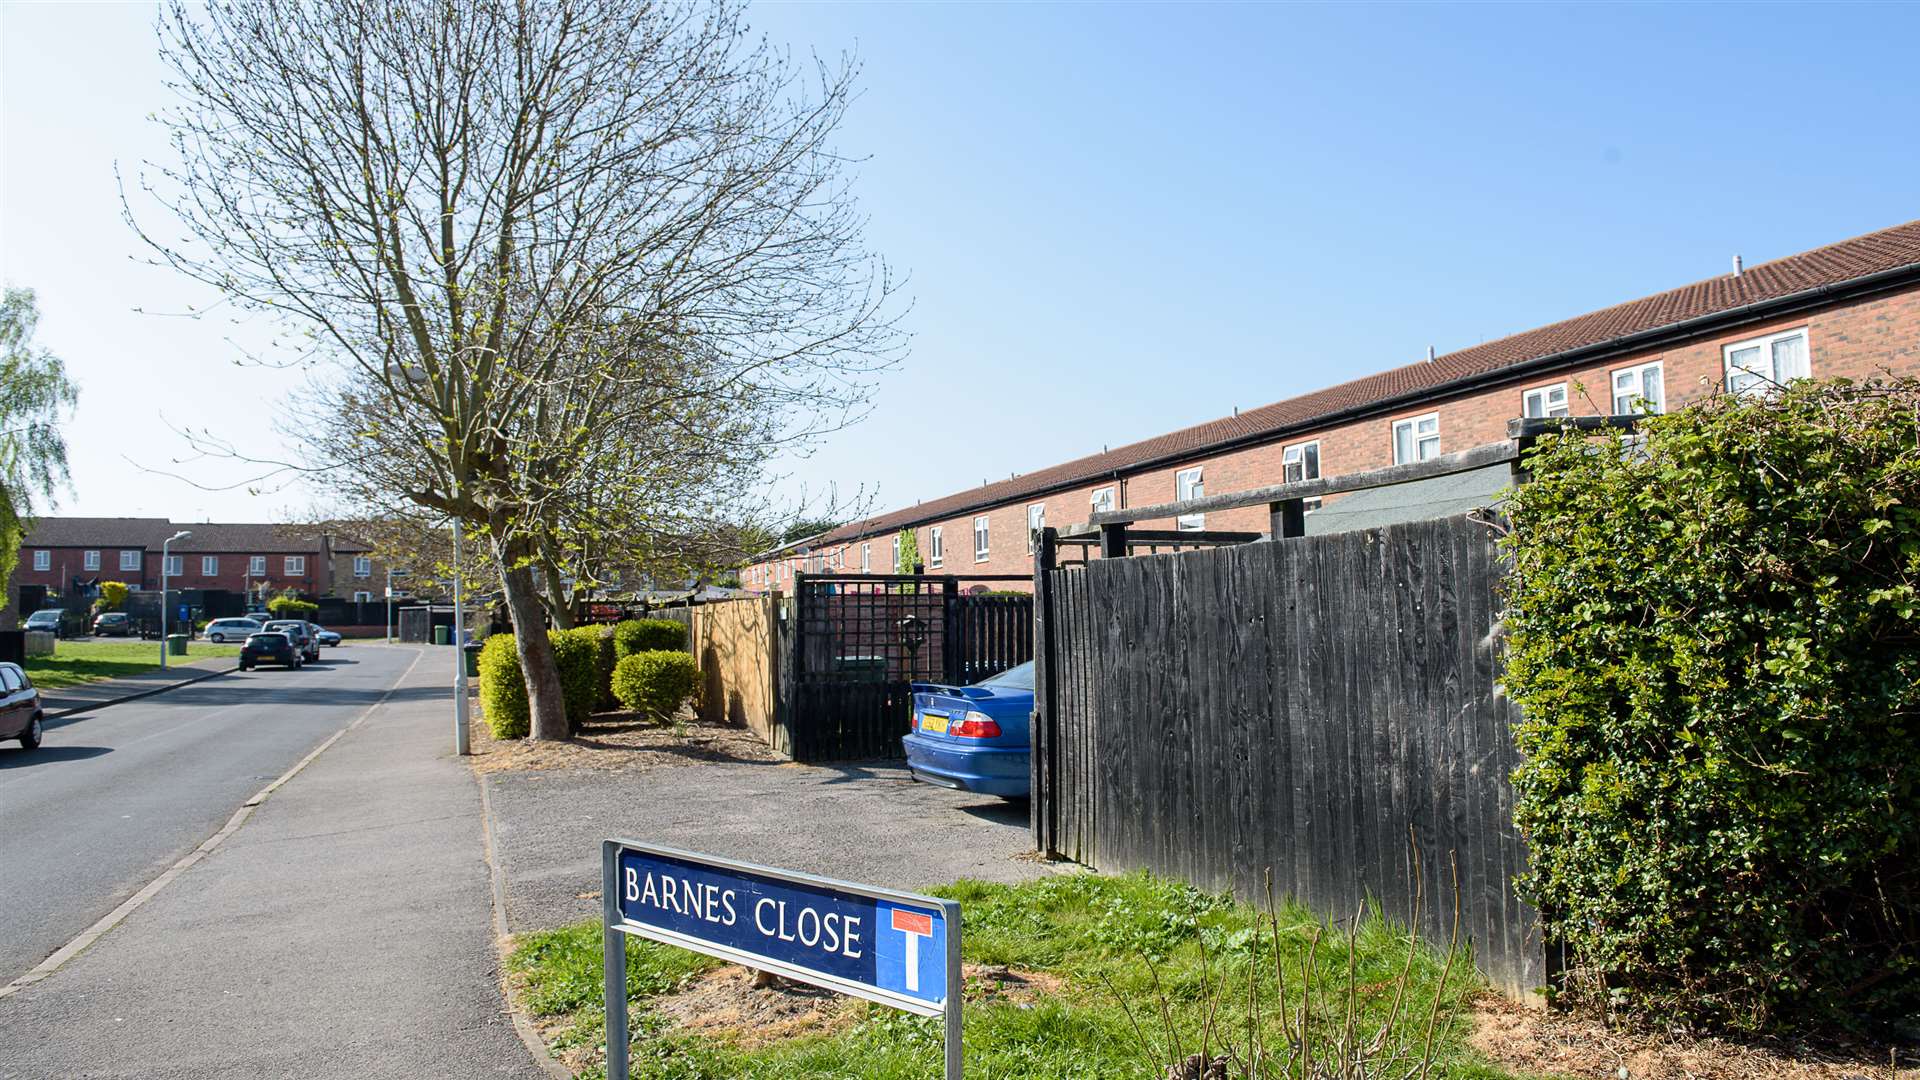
644,962 -> 1066,1048
466,700 -> 786,774
1469,994 -> 1915,1080
650,965 -> 859,1048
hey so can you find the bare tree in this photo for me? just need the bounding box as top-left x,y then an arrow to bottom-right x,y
137,0 -> 902,739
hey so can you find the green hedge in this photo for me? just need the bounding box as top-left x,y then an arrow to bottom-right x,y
267,596 -> 318,621
478,628 -> 604,739
1502,380 -> 1920,1032
549,627 -> 602,735
589,625 -> 618,711
613,618 -> 687,663
611,650 -> 700,723
477,634 -> 529,739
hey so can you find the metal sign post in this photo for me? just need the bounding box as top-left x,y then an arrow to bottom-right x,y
601,839 -> 962,1080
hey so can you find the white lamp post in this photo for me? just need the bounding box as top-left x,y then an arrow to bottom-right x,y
385,566 -> 412,643
451,521 -> 469,756
159,530 -> 191,669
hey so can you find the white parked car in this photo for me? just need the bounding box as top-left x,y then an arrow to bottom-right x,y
205,617 -> 264,644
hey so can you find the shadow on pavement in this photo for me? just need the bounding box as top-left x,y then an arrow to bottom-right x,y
957,798 -> 1030,826
0,745 -> 113,768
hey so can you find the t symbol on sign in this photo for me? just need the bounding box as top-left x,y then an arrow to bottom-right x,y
890,908 -> 934,992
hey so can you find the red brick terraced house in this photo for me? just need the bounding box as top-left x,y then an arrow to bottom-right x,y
744,219 -> 1920,591
7,518 -> 378,621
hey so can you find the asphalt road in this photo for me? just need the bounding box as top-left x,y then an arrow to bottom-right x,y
0,644 -> 417,983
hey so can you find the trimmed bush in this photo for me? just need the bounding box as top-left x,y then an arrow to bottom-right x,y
267,595 -> 319,621
1502,380 -> 1920,1032
613,618 -> 687,662
611,650 -> 700,723
589,625 -> 618,711
548,627 -> 602,734
477,633 -> 528,739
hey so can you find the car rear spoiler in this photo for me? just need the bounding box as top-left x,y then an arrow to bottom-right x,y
908,682 -> 996,699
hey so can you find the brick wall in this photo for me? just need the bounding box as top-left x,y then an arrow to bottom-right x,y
743,283 -> 1920,587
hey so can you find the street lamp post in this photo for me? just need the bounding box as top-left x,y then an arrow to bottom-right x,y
385,566 -> 412,644
451,522 -> 470,756
159,530 -> 192,669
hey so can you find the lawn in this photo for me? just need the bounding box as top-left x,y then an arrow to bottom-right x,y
25,638 -> 242,690
507,871 -> 1513,1080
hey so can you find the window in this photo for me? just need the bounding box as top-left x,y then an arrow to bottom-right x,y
353,590 -> 373,603
1725,327 -> 1810,397
163,554 -> 183,577
249,555 -> 266,575
1175,467 -> 1205,530
1611,361 -> 1665,415
0,667 -> 18,692
1282,440 -> 1323,513
974,515 -> 991,561
1091,486 -> 1116,514
1027,503 -> 1045,553
285,556 -> 306,575
32,550 -> 48,571
353,556 -> 372,577
1523,383 -> 1570,419
1392,413 -> 1441,464
201,556 -> 218,576
861,543 -> 871,573
83,550 -> 100,571
929,526 -> 944,568
892,534 -> 901,570
121,550 -> 140,571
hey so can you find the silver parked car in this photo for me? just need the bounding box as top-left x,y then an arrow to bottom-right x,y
262,620 -> 321,663
205,617 -> 264,644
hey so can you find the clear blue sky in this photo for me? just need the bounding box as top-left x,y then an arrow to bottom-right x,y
5,2 -> 1919,523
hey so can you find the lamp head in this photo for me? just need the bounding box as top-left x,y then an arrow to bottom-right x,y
168,530 -> 192,543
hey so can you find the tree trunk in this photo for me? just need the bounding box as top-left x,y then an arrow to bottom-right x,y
541,562 -> 575,629
496,537 -> 569,741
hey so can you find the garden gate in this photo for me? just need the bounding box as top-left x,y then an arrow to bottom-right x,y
785,573 -> 1031,761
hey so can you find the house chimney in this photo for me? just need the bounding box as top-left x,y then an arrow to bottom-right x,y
1427,344 -> 1436,363
1733,254 -> 1744,276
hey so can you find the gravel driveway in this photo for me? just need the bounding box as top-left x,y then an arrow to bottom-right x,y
483,758 -> 1049,934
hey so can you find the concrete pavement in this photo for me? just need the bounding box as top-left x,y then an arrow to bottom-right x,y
0,644 -> 542,1079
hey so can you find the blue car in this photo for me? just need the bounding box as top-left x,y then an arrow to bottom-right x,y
903,661 -> 1034,798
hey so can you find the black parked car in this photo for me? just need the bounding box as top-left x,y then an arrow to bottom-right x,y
91,611 -> 135,637
262,620 -> 321,664
239,632 -> 302,670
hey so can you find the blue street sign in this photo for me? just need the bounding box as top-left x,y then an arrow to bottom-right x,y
601,840 -> 962,1080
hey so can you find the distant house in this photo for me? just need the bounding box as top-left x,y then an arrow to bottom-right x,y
5,518 -> 384,623
745,218 -> 1920,589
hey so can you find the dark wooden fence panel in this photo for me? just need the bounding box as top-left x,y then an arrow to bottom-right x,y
1035,514 -> 1542,996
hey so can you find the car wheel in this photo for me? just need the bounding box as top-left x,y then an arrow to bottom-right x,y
19,714 -> 43,750
210,633 -> 224,643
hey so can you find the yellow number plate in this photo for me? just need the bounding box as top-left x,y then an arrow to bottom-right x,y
919,713 -> 949,734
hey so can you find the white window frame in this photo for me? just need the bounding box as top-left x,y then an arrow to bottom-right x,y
860,543 -> 871,573
1611,360 -> 1665,415
120,550 -> 140,571
973,515 -> 991,561
83,549 -> 100,571
163,554 -> 183,577
353,590 -> 373,603
1090,486 -> 1116,515
1026,503 -> 1045,553
1724,327 -> 1810,397
32,550 -> 49,571
1522,382 -> 1570,419
201,555 -> 218,576
1282,440 -> 1323,513
928,525 -> 944,568
1176,467 -> 1205,531
1392,413 -> 1441,465
284,555 -> 306,576
353,556 -> 372,578
892,535 -> 901,571
249,555 -> 267,576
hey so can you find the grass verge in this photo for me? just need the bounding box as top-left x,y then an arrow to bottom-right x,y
506,871 -> 1515,1080
26,639 -> 242,690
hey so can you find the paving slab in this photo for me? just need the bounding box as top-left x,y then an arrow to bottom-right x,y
483,757 -> 1047,936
